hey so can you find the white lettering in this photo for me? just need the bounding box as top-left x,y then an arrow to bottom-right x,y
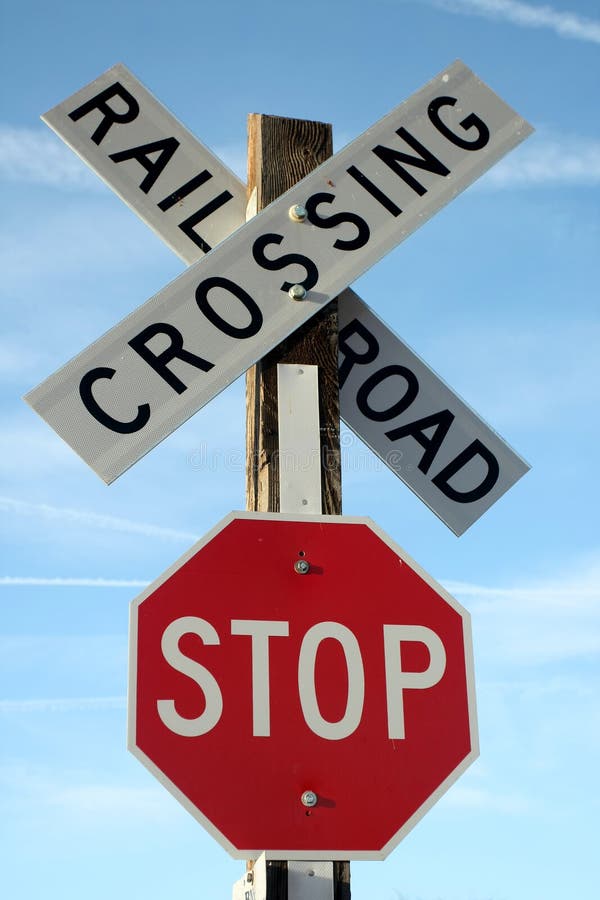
230,620 -> 289,736
155,618 -> 449,741
157,616 -> 223,737
383,625 -> 446,739
298,622 -> 365,740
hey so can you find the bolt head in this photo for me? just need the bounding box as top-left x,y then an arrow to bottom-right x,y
294,559 -> 310,575
301,790 -> 318,808
288,283 -> 307,301
289,204 -> 308,222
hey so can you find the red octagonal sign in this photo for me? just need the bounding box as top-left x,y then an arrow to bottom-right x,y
128,512 -> 478,860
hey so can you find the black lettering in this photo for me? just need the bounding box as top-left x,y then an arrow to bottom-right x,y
157,170 -> 213,211
431,439 -> 500,503
79,367 -> 150,433
68,82 -> 139,145
252,233 -> 319,292
386,410 -> 455,474
428,96 -> 490,151
373,128 -> 450,197
128,323 -> 214,394
304,192 -> 370,251
346,165 -> 402,217
356,365 -> 419,422
178,191 -> 234,254
109,137 -> 179,194
195,276 -> 263,338
338,318 -> 380,389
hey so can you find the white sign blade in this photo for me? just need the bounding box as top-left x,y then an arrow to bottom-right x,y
338,291 -> 529,535
42,63 -> 246,262
26,61 -> 532,484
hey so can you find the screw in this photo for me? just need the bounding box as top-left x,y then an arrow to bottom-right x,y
301,790 -> 318,808
288,283 -> 307,301
289,204 -> 308,222
294,559 -> 310,575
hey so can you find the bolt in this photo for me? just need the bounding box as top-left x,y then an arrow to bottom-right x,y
288,283 -> 307,301
301,790 -> 318,808
294,559 -> 310,575
289,204 -> 308,222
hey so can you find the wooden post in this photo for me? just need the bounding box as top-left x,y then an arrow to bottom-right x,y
245,114 -> 349,900
245,113 -> 342,518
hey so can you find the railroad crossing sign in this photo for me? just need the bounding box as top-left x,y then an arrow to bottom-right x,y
337,290 -> 528,533
25,60 -> 531,532
41,63 -> 247,261
128,511 -> 478,860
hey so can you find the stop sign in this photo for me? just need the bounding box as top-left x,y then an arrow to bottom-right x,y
128,512 -> 477,860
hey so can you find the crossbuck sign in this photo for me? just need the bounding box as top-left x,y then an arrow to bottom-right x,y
26,61 -> 532,532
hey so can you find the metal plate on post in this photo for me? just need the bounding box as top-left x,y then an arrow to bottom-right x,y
277,364 -> 322,515
288,862 -> 334,900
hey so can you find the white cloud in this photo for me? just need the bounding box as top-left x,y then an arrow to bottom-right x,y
421,319 -> 600,431
480,134 -> 600,189
0,495 -> 199,543
442,783 -> 530,813
52,783 -> 171,818
444,557 -> 600,664
0,201 -> 175,298
446,580 -> 600,605
428,0 -> 600,44
0,636 -> 127,719
0,125 -> 101,189
0,422 -> 78,476
479,674 -> 596,700
0,634 -> 126,670
0,762 -> 173,822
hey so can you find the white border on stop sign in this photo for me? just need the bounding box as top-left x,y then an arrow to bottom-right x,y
127,510 -> 478,861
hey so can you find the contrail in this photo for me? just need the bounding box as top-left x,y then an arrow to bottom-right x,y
426,0 -> 600,45
0,495 -> 199,543
0,576 -> 149,587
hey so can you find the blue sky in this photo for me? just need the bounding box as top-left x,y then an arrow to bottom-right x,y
1,0 -> 599,897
